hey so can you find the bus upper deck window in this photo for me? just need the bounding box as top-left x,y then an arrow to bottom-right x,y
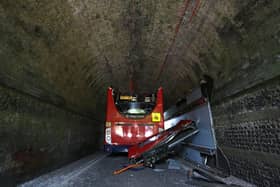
145,97 -> 151,102
127,108 -> 145,114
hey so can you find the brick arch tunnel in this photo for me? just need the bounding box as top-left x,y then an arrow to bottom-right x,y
0,0 -> 279,186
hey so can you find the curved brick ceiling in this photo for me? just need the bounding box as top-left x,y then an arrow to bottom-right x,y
0,0 -> 279,118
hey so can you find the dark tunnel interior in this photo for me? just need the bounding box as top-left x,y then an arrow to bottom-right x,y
0,0 -> 279,186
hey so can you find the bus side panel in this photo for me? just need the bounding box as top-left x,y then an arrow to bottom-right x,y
156,87 -> 164,131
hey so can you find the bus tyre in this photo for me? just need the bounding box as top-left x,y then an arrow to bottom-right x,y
129,158 -> 136,164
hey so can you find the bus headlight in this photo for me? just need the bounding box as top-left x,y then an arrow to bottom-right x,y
105,128 -> 111,144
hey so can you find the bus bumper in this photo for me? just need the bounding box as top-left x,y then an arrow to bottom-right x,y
104,144 -> 130,153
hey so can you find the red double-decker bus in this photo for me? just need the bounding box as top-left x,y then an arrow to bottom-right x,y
104,87 -> 164,152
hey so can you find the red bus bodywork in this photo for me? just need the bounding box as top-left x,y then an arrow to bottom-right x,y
104,87 -> 164,152
128,120 -> 194,160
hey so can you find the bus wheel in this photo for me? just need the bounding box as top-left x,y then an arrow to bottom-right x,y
149,163 -> 155,169
129,158 -> 136,164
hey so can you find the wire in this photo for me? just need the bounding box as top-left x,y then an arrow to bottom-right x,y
113,163 -> 144,175
155,0 -> 201,82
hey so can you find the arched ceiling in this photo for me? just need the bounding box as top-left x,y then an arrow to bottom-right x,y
0,0 -> 279,118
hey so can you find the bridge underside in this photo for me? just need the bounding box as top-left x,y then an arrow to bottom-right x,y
0,0 -> 279,186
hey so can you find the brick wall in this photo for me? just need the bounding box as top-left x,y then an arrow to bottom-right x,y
0,84 -> 101,183
212,78 -> 280,186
